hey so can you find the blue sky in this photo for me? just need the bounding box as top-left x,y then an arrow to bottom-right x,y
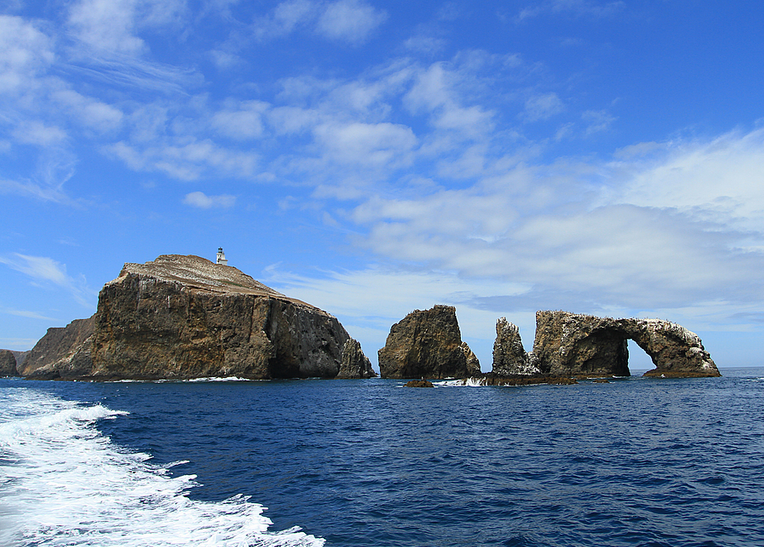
2,0 -> 764,370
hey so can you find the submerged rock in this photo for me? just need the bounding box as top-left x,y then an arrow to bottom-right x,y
503,311 -> 720,378
405,379 -> 434,388
89,255 -> 375,380
378,305 -> 481,379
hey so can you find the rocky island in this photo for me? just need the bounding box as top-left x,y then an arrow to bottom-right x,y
8,254 -> 720,383
19,254 -> 375,381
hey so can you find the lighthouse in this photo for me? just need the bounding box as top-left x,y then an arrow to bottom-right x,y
216,247 -> 228,265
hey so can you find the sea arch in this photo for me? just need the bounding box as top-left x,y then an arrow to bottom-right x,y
492,311 -> 720,378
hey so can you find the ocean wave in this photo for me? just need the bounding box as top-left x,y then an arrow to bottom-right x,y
0,388 -> 324,547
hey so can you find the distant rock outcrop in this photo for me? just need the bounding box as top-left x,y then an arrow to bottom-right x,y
20,317 -> 95,379
0,350 -> 19,376
88,255 -> 374,380
491,311 -> 720,378
378,305 -> 481,379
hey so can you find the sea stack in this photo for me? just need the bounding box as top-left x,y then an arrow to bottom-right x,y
378,305 -> 480,379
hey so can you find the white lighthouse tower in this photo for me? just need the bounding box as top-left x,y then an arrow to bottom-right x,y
216,247 -> 228,265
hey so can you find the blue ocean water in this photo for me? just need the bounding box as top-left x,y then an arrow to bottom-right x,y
2,369 -> 763,546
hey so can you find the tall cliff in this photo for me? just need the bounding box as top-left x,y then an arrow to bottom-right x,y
378,305 -> 481,379
89,255 -> 375,380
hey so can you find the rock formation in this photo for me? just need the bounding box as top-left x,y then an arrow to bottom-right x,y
88,255 -> 375,380
491,318 -> 540,376
531,311 -> 631,377
19,317 -> 95,379
378,305 -> 481,379
336,338 -> 374,379
491,311 -> 720,378
0,350 -> 19,376
12,350 -> 29,370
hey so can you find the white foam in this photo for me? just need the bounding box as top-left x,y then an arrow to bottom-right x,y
0,388 -> 324,547
433,378 -> 486,387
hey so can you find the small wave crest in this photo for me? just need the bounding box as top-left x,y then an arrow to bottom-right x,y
0,388 -> 324,547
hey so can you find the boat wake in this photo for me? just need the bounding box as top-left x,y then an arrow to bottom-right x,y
0,388 -> 324,547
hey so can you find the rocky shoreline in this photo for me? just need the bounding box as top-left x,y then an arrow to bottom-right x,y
2,254 -> 720,382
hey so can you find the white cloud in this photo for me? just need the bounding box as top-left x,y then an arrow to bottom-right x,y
67,0 -> 146,55
582,109 -> 616,135
313,121 -> 417,168
0,177 -> 69,203
66,0 -> 186,56
211,101 -> 269,140
316,0 -> 387,44
403,63 -> 451,113
253,0 -> 317,40
267,106 -> 322,135
522,92 -> 564,121
107,139 -> 259,181
0,253 -> 94,308
404,35 -> 447,55
338,128 -> 764,317
1,307 -> 57,321
515,0 -> 625,22
183,191 -> 237,209
0,15 -> 55,94
12,121 -> 68,146
0,254 -> 69,285
608,128 -> 764,232
51,89 -> 124,133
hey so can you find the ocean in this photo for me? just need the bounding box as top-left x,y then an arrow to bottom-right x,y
1,368 -> 763,547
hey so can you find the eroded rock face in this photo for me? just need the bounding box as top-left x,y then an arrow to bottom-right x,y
378,305 -> 481,379
491,317 -> 540,376
20,317 -> 95,379
523,311 -> 719,378
12,351 -> 29,370
0,350 -> 19,376
531,311 -> 630,377
336,338 -> 375,379
88,255 -> 374,380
